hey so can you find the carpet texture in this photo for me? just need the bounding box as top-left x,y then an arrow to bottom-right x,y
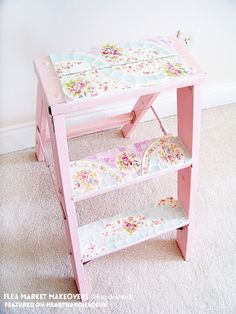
0,104 -> 236,314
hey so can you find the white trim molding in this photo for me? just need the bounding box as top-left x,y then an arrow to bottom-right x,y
1,82 -> 236,155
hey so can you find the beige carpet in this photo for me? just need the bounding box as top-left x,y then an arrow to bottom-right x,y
1,104 -> 236,314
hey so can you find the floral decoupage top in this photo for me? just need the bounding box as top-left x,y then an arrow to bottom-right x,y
50,37 -> 196,100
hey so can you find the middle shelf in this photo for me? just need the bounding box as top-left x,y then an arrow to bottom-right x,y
70,134 -> 191,202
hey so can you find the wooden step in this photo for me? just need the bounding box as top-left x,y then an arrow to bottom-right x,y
70,135 -> 191,201
70,134 -> 191,201
78,197 -> 189,262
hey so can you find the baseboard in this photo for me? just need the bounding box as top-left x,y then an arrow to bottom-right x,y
1,82 -> 236,155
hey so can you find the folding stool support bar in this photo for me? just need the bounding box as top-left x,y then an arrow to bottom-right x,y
45,112 -> 135,142
122,93 -> 159,138
150,106 -> 167,136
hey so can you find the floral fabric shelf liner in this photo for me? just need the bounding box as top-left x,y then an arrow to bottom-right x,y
50,37 -> 195,100
70,134 -> 191,200
78,197 -> 189,262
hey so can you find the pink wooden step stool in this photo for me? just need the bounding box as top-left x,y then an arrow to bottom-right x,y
34,37 -> 205,301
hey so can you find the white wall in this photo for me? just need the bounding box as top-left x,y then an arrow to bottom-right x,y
0,0 -> 236,153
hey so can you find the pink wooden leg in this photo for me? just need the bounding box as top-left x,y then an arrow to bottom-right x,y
122,93 -> 159,138
176,85 -> 201,260
47,111 -> 88,301
35,83 -> 47,161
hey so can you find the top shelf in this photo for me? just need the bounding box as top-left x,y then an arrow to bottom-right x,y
70,134 -> 191,202
49,37 -> 198,101
34,37 -> 205,114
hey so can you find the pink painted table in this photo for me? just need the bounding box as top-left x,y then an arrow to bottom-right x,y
34,36 -> 205,301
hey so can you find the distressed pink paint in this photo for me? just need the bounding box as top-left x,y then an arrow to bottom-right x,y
47,113 -> 88,301
176,85 -> 201,260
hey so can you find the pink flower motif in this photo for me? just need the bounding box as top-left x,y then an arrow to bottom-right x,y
88,243 -> 96,251
80,172 -> 88,179
163,62 -> 188,77
115,152 -> 140,172
101,44 -> 123,62
122,221 -> 138,234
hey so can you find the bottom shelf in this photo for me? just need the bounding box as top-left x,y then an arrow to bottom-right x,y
78,197 -> 189,262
